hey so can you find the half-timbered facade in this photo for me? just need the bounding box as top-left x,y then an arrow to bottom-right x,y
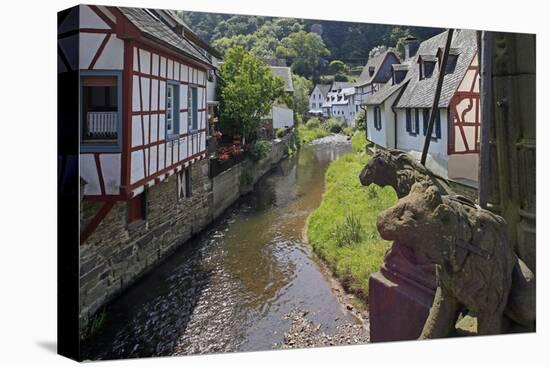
58,5 -> 214,235
365,29 -> 481,184
58,5 -> 220,324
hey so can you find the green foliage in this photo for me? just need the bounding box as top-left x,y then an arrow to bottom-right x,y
333,71 -> 349,82
276,128 -> 286,138
329,60 -> 349,74
291,74 -> 313,117
306,152 -> 398,297
276,31 -> 330,79
342,127 -> 353,137
218,47 -> 285,140
240,168 -> 254,187
334,211 -> 364,247
296,123 -> 329,144
351,131 -> 367,153
384,26 -> 412,59
248,139 -> 272,161
325,118 -> 343,133
178,11 -> 443,65
305,117 -> 321,129
354,109 -> 366,131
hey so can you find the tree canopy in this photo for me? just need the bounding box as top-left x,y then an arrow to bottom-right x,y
218,47 -> 285,141
276,31 -> 330,80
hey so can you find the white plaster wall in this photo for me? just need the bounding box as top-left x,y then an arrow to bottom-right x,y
395,107 -> 449,177
366,106 -> 388,148
79,33 -> 105,69
273,106 -> 294,129
79,5 -> 110,29
92,36 -> 123,70
100,154 -> 121,195
80,154 -> 101,196
448,153 -> 479,182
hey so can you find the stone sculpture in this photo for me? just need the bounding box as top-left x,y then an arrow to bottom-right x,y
376,182 -> 535,338
359,149 -> 451,198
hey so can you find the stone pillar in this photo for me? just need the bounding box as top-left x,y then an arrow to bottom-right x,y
369,242 -> 436,342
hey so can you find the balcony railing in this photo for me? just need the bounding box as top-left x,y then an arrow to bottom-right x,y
85,111 -> 117,140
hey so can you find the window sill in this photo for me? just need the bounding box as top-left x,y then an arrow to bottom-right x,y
166,133 -> 180,141
80,141 -> 121,153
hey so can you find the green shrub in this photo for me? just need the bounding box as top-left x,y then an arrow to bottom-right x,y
276,128 -> 286,138
325,118 -> 343,133
248,139 -> 272,161
306,117 -> 321,129
351,131 -> 367,153
343,127 -> 353,136
354,110 -> 366,131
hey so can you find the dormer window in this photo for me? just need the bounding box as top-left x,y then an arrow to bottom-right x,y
392,64 -> 408,85
368,66 -> 375,77
436,47 -> 460,74
418,55 -> 437,80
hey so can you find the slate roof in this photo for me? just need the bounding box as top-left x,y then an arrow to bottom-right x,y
270,66 -> 294,92
330,81 -> 353,91
365,80 -> 409,106
395,29 -> 478,109
118,7 -> 213,66
355,50 -> 399,87
314,84 -> 332,97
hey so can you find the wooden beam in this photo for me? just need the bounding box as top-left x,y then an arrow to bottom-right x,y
80,201 -> 115,244
421,29 -> 454,166
478,31 -> 493,208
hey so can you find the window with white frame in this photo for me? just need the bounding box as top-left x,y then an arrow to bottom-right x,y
166,81 -> 180,139
188,85 -> 198,132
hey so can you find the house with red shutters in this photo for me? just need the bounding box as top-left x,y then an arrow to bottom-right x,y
58,5 -> 222,324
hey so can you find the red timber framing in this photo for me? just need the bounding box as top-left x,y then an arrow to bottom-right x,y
80,6 -> 209,207
447,55 -> 481,155
80,201 -> 116,243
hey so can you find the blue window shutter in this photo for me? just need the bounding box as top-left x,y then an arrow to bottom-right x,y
435,109 -> 441,139
406,109 -> 411,132
414,109 -> 419,135
423,109 -> 429,135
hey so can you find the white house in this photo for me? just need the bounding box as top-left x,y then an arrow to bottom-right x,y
265,66 -> 294,131
331,87 -> 360,126
365,29 -> 481,185
309,84 -> 331,116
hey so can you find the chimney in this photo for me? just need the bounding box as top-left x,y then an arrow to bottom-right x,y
404,36 -> 419,59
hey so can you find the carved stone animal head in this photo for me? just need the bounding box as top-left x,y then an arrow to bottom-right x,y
359,150 -> 399,188
376,182 -> 458,266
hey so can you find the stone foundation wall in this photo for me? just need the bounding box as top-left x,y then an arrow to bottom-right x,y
79,135 -> 292,328
79,159 -> 212,327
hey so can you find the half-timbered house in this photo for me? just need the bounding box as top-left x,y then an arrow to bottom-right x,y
365,29 -> 480,185
58,5 -> 219,324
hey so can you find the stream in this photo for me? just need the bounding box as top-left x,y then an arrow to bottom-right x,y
81,134 -> 368,360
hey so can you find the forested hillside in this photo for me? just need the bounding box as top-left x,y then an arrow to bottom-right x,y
177,10 -> 442,68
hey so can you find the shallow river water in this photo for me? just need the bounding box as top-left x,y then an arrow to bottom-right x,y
82,135 -> 364,360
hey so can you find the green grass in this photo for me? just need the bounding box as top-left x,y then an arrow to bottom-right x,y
306,151 -> 398,302
351,131 -> 367,153
296,123 -> 329,144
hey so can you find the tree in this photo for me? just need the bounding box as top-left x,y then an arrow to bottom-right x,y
290,74 -> 313,117
333,71 -> 349,82
218,47 -> 285,142
276,31 -> 330,80
329,60 -> 349,74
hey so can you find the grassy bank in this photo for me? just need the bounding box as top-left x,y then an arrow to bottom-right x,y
306,142 -> 398,304
296,124 -> 329,144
